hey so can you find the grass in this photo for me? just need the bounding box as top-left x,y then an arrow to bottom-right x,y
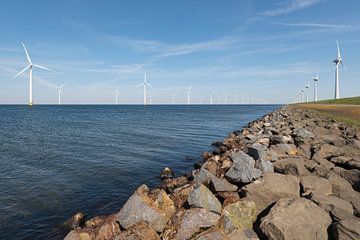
307,96 -> 360,105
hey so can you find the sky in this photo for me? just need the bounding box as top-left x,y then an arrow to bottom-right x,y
0,0 -> 360,104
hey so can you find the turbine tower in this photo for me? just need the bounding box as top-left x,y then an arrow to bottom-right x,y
139,72 -> 152,105
333,40 -> 344,99
210,90 -> 214,105
114,87 -> 120,105
186,85 -> 191,105
14,42 -> 54,106
313,73 -> 319,101
224,93 -> 228,104
57,84 -> 65,105
305,83 -> 310,103
171,95 -> 175,104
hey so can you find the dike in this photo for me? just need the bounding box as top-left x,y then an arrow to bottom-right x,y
63,105 -> 360,240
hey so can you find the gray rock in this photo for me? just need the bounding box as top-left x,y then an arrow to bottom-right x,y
225,151 -> 262,183
255,158 -> 274,173
331,219 -> 360,240
188,184 -> 222,214
248,143 -> 268,160
194,166 -> 237,192
270,135 -> 285,144
115,184 -> 176,232
293,128 -> 314,139
273,158 -> 309,176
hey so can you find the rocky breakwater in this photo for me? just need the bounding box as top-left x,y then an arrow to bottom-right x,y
64,105 -> 360,240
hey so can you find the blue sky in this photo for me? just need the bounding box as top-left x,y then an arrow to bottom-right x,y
0,0 -> 359,104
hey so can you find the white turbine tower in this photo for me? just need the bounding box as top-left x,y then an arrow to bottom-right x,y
224,93 -> 228,104
57,84 -> 65,105
210,90 -> 214,105
186,85 -> 191,105
171,94 -> 175,104
114,87 -> 120,105
334,40 -> 344,99
305,83 -> 310,103
313,73 -> 319,101
139,72 -> 152,105
14,42 -> 54,106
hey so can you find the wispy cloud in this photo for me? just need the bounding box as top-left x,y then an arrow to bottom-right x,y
262,0 -> 321,17
272,22 -> 357,30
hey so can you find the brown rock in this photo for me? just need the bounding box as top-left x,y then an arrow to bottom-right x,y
329,155 -> 360,171
217,192 -> 240,208
260,198 -> 332,240
273,158 -> 310,176
335,190 -> 360,217
301,175 -> 332,196
170,184 -> 194,209
331,219 -> 360,240
193,227 -> 227,240
333,167 -> 360,192
308,192 -> 353,214
96,214 -> 121,240
116,222 -> 160,240
242,173 -> 300,213
227,229 -> 259,240
84,216 -> 107,228
62,212 -> 85,231
160,176 -> 188,192
64,229 -> 96,240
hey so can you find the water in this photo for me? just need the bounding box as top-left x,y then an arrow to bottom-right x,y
0,105 -> 278,239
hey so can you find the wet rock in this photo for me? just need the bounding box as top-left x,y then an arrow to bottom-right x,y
225,151 -> 262,183
162,208 -> 220,240
273,158 -> 309,176
63,212 -> 85,230
219,199 -> 257,234
160,167 -> 174,180
188,184 -> 222,214
301,175 -> 332,196
331,219 -> 360,240
260,198 -> 332,240
115,184 -> 176,232
170,184 -> 194,209
242,173 -> 300,212
115,222 -> 160,240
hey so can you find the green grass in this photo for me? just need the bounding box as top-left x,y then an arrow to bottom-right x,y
307,96 -> 360,105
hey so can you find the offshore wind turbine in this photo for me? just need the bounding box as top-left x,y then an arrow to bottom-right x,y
313,73 -> 319,101
57,84 -> 65,105
333,40 -> 344,99
139,72 -> 152,105
14,42 -> 54,106
114,87 -> 120,105
186,85 -> 191,105
171,94 -> 175,104
210,90 -> 214,105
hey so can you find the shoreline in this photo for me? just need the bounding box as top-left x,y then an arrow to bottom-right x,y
63,105 -> 360,239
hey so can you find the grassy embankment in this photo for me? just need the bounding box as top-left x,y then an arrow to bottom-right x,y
295,96 -> 360,126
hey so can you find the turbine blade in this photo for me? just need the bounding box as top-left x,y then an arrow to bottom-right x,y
337,40 -> 341,58
21,42 -> 32,64
59,83 -> 65,89
14,65 -> 30,79
147,83 -> 153,88
33,64 -> 55,72
341,62 -> 348,71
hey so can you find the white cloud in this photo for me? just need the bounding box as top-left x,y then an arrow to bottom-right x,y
272,22 -> 357,30
262,0 -> 321,17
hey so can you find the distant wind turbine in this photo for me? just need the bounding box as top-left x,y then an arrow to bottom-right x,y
114,87 -> 120,105
14,42 -> 54,106
171,94 -> 175,104
186,85 -> 191,105
334,40 -> 345,99
57,83 -> 65,105
305,82 -> 310,103
224,93 -> 228,104
313,73 -> 319,101
139,72 -> 152,105
210,90 -> 214,105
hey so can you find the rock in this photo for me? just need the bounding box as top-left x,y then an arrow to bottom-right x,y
219,199 -> 257,234
225,151 -> 262,183
330,207 -> 358,222
331,219 -> 360,240
162,208 -> 220,240
64,229 -> 96,240
260,198 -> 332,240
188,184 -> 222,214
217,192 -> 241,208
334,167 -> 360,191
170,184 -> 194,209
242,173 -> 300,213
227,228 -> 259,240
193,227 -> 227,240
329,156 -> 360,171
96,214 -> 122,240
270,143 -> 298,156
327,173 -> 354,195
308,192 -> 353,215
293,128 -> 314,146
160,176 -> 188,192
254,158 -> 274,173
273,158 -> 309,176
210,176 -> 238,192
160,167 -> 174,179
115,184 -> 176,232
312,144 -> 344,165
115,222 -> 160,240
247,143 -> 268,160
335,190 -> 360,217
301,175 -> 332,196
62,212 -> 85,230
84,216 -> 107,228
270,135 -> 285,145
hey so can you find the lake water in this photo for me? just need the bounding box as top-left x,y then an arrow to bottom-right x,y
0,104 -> 278,239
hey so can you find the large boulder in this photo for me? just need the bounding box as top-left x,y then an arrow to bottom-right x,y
335,190 -> 360,217
225,151 -> 262,183
115,222 -> 160,240
312,144 -> 344,165
307,192 -> 353,215
270,143 -> 298,157
260,198 -> 332,240
188,184 -> 222,214
161,208 -> 220,240
329,156 -> 360,171
300,175 -> 332,196
115,184 -> 176,232
170,184 -> 194,209
273,158 -> 309,176
218,199 -> 257,234
242,173 -> 300,213
331,219 -> 360,240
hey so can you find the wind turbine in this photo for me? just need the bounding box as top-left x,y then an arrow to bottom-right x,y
210,90 -> 214,105
186,85 -> 191,105
305,82 -> 310,103
14,42 -> 54,106
171,94 -> 175,104
114,87 -> 120,105
313,73 -> 319,101
57,83 -> 65,105
224,93 -> 228,104
139,72 -> 152,105
334,40 -> 345,99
